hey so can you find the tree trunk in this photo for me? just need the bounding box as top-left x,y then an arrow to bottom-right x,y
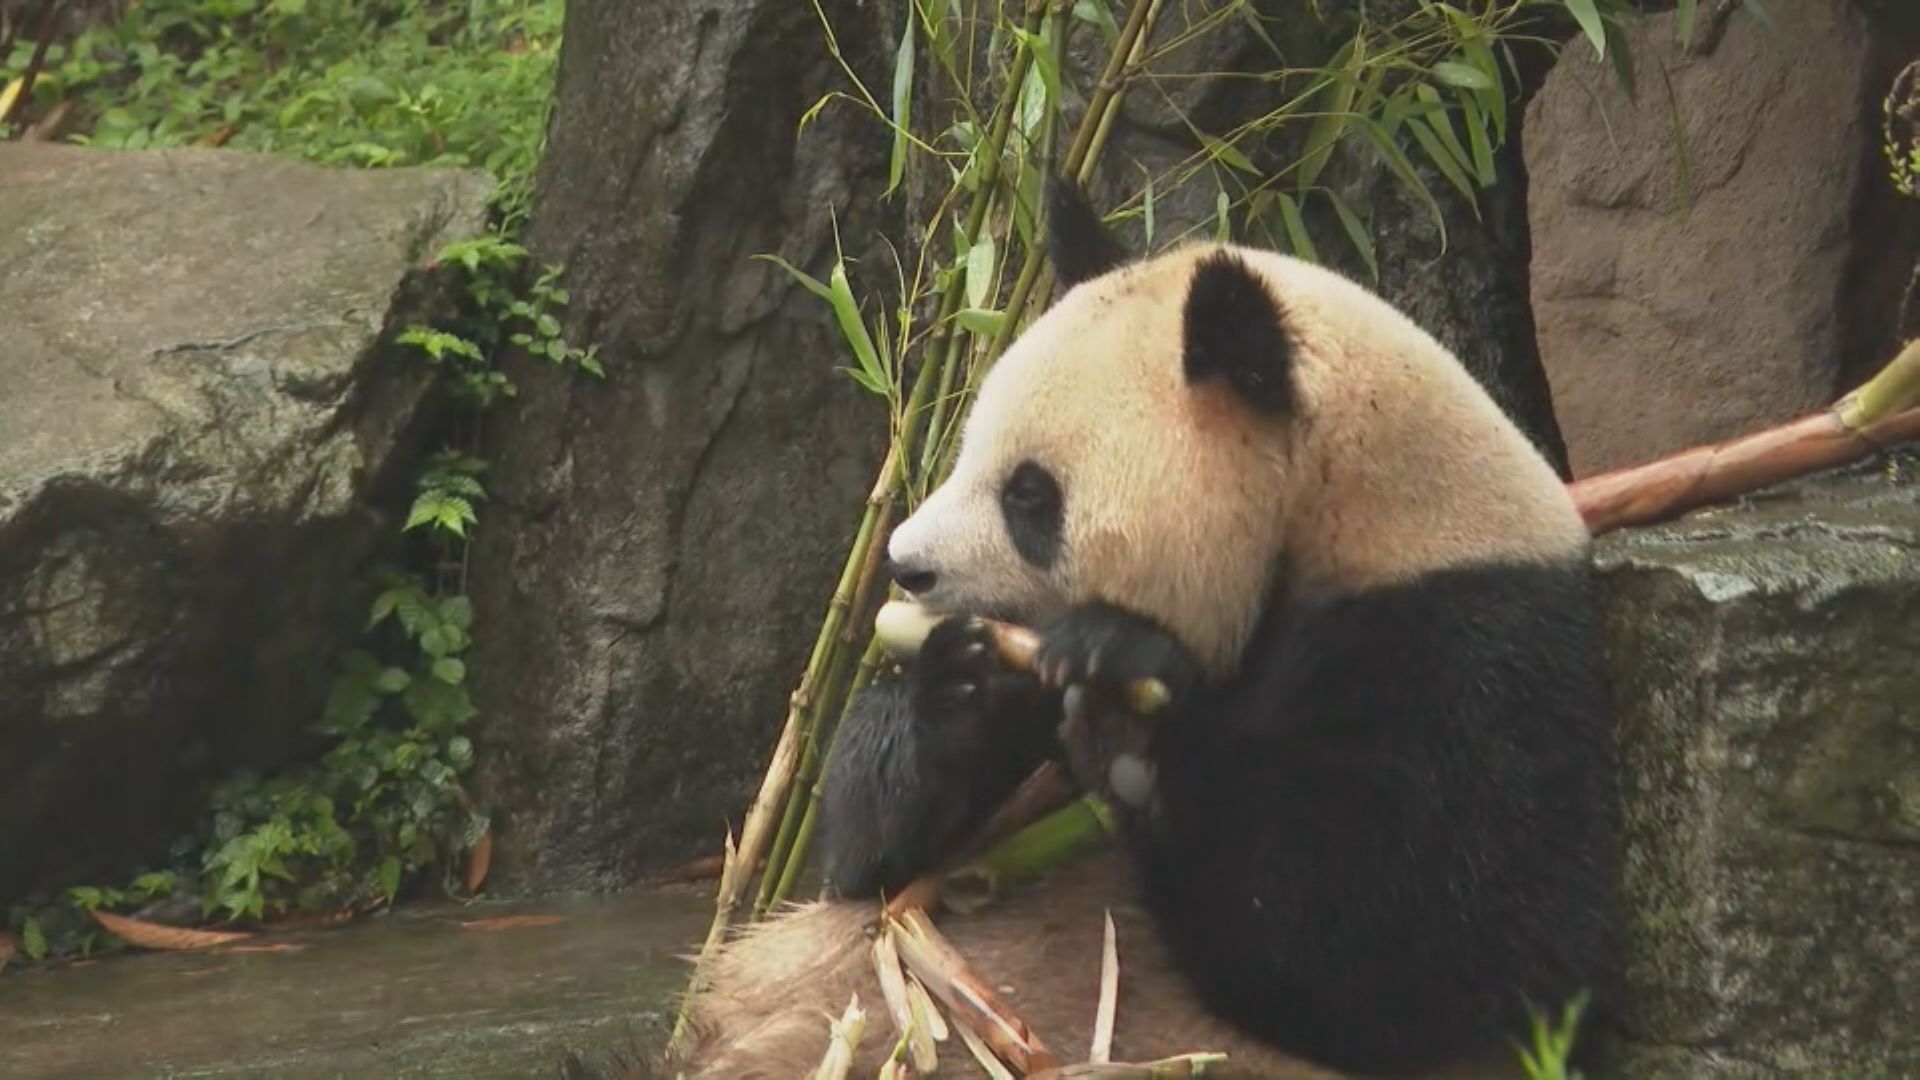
466,1 -> 894,894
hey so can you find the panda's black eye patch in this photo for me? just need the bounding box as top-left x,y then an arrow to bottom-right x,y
1001,460 -> 1063,570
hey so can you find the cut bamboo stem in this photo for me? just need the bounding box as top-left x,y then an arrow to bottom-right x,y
1572,339 -> 1920,535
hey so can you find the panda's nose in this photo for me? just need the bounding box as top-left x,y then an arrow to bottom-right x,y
889,560 -> 938,595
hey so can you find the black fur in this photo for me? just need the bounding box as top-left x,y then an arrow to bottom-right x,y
820,616 -> 1056,897
1001,460 -> 1065,569
1123,557 -> 1622,1074
824,557 -> 1621,1075
1182,251 -> 1294,414
1045,175 -> 1129,291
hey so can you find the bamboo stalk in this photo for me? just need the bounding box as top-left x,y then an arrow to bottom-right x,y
730,0 -> 1055,929
1572,340 -> 1920,535
668,828 -> 738,1051
761,0 -> 1170,909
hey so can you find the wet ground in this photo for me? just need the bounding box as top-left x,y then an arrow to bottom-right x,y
0,887 -> 712,1079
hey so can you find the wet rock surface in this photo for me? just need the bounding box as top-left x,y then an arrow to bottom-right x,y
0,144 -> 493,905
1596,449 -> 1920,1078
0,887 -> 709,1078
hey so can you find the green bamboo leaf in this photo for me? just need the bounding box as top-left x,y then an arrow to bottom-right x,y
1323,189 -> 1378,282
1674,0 -> 1697,43
1604,16 -> 1636,100
1273,192 -> 1318,264
954,308 -> 1006,336
1564,0 -> 1606,59
1071,0 -> 1119,46
1433,60 -> 1492,90
1464,37 -> 1506,144
1460,92 -> 1496,187
1202,135 -> 1258,176
1297,53 -> 1358,194
885,5 -> 916,197
1356,116 -> 1449,254
1140,167 -> 1156,248
1213,188 -> 1231,243
1415,84 -> 1475,185
753,254 -> 836,303
965,235 -> 995,310
1404,106 -> 1479,211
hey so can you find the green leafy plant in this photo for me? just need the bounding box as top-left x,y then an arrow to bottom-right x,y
1514,993 -> 1588,1080
2,0 -> 560,224
3,0 -> 600,967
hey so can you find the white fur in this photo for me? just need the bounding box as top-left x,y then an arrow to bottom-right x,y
890,241 -> 1587,676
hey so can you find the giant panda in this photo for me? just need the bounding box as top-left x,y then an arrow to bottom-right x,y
613,179 -> 1622,1079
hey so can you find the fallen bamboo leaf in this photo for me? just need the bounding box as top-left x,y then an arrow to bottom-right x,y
90,910 -> 252,951
465,827 -> 493,894
1091,910 -> 1119,1064
814,992 -> 867,1080
888,907 -> 1056,1074
457,914 -> 566,931
1029,1054 -> 1231,1078
873,927 -> 939,1071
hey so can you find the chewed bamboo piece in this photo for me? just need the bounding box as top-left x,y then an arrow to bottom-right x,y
886,906 -> 1059,1074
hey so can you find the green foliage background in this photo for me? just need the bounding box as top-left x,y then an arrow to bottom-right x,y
3,0 -> 595,964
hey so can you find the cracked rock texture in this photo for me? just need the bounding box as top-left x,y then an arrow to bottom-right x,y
1595,448 -> 1920,1078
463,2 -> 892,892
1526,0 -> 1916,477
0,144 -> 492,905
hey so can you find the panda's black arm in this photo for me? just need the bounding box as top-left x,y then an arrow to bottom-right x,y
819,618 -> 1057,899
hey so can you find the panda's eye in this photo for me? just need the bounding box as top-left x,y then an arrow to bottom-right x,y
1001,461 -> 1063,569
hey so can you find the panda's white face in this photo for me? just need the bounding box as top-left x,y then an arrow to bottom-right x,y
886,246 -> 1293,676
884,234 -> 1588,678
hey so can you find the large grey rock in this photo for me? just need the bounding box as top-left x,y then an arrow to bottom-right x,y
0,144 -> 492,904
1526,0 -> 1897,477
463,2 -> 893,893
1596,449 -> 1920,1078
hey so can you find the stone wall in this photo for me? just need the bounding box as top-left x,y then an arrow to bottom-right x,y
0,145 -> 491,905
1595,450 -> 1920,1078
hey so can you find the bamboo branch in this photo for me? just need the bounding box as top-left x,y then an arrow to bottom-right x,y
1572,339 -> 1920,535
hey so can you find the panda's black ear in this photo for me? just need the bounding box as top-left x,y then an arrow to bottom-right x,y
1182,251 -> 1294,415
1046,175 -> 1129,291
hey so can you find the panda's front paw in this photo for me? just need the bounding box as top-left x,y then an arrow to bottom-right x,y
1033,602 -> 1201,704
909,615 -> 1034,723
1035,603 -> 1201,814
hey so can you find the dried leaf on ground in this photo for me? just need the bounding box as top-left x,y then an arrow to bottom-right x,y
465,827 -> 494,894
91,910 -> 252,951
457,914 -> 566,931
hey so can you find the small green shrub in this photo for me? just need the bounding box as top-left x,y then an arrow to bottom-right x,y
2,0 -> 559,222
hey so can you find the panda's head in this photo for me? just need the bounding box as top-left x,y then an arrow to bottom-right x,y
887,180 -> 1584,677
